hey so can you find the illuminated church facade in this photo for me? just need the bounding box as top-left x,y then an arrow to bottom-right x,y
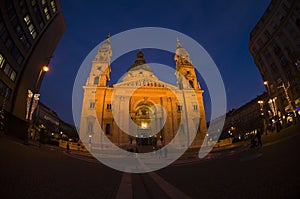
79,36 -> 207,149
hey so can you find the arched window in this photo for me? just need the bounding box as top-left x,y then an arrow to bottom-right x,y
93,76 -> 99,85
189,80 -> 194,88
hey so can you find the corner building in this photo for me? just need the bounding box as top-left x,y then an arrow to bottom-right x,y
249,0 -> 300,116
0,0 -> 66,136
80,37 -> 207,150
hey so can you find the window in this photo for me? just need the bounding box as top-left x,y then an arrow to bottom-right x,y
21,2 -> 37,40
193,104 -> 198,111
87,122 -> 93,134
105,124 -> 110,135
257,39 -> 263,47
89,102 -> 95,109
264,52 -> 271,61
107,104 -> 112,110
24,15 -> 31,25
270,63 -> 277,72
0,80 -> 11,99
50,1 -> 57,13
93,76 -> 99,85
189,80 -> 194,88
271,21 -> 277,29
32,0 -> 44,28
10,71 -> 16,81
264,30 -> 271,39
273,43 -> 281,54
0,12 -> 24,64
42,0 -> 47,5
186,71 -> 190,75
7,1 -> 31,51
280,56 -> 287,66
43,7 -> 51,20
278,13 -> 284,21
3,63 -> 17,82
177,105 -> 182,111
0,54 -> 5,68
4,63 -> 12,75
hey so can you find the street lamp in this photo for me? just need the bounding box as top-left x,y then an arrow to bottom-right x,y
278,82 -> 297,123
25,65 -> 49,144
258,100 -> 267,134
264,81 -> 277,117
258,100 -> 264,115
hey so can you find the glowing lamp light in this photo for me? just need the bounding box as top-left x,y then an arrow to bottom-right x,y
141,122 -> 148,129
42,65 -> 49,72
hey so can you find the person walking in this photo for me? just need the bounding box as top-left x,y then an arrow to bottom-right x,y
66,141 -> 70,153
256,128 -> 262,147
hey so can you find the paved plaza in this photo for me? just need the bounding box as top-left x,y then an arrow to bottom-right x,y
0,123 -> 299,198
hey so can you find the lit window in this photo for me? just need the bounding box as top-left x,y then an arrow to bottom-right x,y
0,54 -> 5,68
50,1 -> 57,13
10,71 -> 17,81
3,63 -> 11,75
44,7 -> 50,20
42,0 -> 47,5
24,15 -> 31,25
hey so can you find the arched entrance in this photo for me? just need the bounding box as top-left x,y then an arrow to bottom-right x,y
133,101 -> 157,146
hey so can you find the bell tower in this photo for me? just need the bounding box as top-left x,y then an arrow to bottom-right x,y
80,34 -> 112,141
87,34 -> 112,87
175,39 -> 199,90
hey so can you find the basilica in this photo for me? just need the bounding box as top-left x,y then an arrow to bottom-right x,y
79,36 -> 207,150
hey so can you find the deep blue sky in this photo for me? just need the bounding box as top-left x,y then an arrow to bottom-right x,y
40,0 -> 271,125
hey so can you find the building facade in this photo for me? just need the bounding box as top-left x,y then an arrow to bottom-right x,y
80,37 -> 207,150
0,0 -> 66,136
249,0 -> 300,119
220,92 -> 270,140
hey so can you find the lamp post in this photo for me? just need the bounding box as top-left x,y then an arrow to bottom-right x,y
264,81 -> 278,117
278,82 -> 297,124
257,100 -> 266,134
25,65 -> 49,144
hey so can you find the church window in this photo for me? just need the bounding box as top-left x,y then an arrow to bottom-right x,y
186,71 -> 190,75
87,122 -> 93,134
105,124 -> 111,135
89,102 -> 95,109
177,105 -> 182,111
93,76 -> 99,85
107,104 -> 112,110
189,80 -> 194,88
193,105 -> 198,111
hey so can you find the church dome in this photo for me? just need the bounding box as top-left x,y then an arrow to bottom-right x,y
127,51 -> 153,72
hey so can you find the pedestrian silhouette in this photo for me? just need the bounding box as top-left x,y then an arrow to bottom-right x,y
66,142 -> 70,153
256,128 -> 262,147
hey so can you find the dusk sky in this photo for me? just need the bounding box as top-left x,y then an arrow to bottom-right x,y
40,0 -> 271,125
